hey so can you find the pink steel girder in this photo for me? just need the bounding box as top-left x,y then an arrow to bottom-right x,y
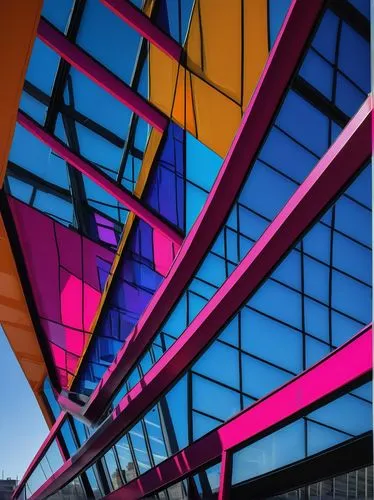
24,94 -> 372,500
100,0 -> 182,61
106,325 -> 372,499
17,111 -> 183,246
72,0 -> 327,423
37,18 -> 168,132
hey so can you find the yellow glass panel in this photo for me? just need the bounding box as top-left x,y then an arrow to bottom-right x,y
149,44 -> 179,117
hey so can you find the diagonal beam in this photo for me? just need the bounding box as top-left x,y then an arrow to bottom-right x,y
100,0 -> 182,61
17,111 -> 183,245
76,0 -> 327,422
107,325 -> 372,498
37,18 -> 168,132
24,93 -> 372,500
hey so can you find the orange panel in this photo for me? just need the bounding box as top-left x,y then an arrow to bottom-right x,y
191,74 -> 242,158
0,0 -> 43,187
149,44 -> 179,117
172,66 -> 197,137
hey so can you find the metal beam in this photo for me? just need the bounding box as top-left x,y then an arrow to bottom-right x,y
23,91 -> 372,500
17,111 -> 183,245
106,325 -> 372,498
37,18 -> 168,132
100,0 -> 182,61
77,0 -> 327,423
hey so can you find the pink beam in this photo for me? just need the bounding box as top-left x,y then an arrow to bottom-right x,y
17,111 -> 183,246
25,96 -> 372,500
100,0 -> 182,61
80,0 -> 326,423
37,18 -> 168,132
106,325 -> 372,498
12,412 -> 67,499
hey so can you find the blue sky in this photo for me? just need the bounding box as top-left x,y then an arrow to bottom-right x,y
0,327 -> 48,480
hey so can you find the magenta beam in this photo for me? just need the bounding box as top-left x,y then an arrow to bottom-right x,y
24,95 -> 372,500
17,111 -> 183,246
28,325 -> 372,500
37,18 -> 168,132
100,0 -> 182,61
12,412 -> 67,499
79,0 -> 327,423
106,325 -> 372,499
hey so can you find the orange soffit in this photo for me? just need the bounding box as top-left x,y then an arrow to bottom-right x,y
0,214 -> 48,419
0,0 -> 43,187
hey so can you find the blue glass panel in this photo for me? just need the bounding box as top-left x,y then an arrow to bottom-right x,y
19,92 -> 47,125
276,91 -> 329,156
335,73 -> 367,117
60,421 -> 78,457
104,448 -> 122,490
77,0 -> 142,84
241,353 -> 292,399
333,232 -> 371,285
241,308 -> 302,373
10,125 -> 70,188
268,0 -> 292,47
186,182 -> 208,232
85,466 -> 103,499
186,134 -> 222,192
303,257 -> 330,304
351,382 -> 372,401
192,374 -> 241,422
334,196 -> 371,246
70,68 -> 132,138
196,252 -> 227,288
332,271 -> 371,323
115,435 -> 138,482
162,293 -> 187,338
260,127 -> 318,183
239,161 -> 297,220
346,165 -> 371,208
26,39 -> 60,96
43,378 -> 61,420
33,192 -> 74,225
303,222 -> 331,264
42,0 -> 74,32
305,337 -> 330,368
218,315 -> 239,347
299,50 -> 334,99
307,421 -> 349,456
308,394 -> 372,435
192,411 -> 222,441
304,298 -> 329,342
165,376 -> 189,450
338,23 -> 370,91
232,420 -> 305,485
144,407 -> 168,465
129,422 -> 152,474
250,280 -> 302,330
193,341 -> 240,389
312,10 -> 339,63
7,177 -> 33,204
272,250 -> 301,290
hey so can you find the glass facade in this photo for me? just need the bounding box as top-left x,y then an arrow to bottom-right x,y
1,0 -> 372,499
